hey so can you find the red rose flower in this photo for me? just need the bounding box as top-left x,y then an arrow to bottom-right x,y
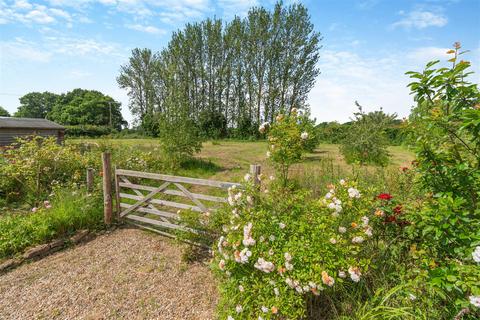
377,193 -> 393,200
393,205 -> 403,215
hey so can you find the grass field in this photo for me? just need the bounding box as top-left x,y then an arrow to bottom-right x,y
69,138 -> 415,195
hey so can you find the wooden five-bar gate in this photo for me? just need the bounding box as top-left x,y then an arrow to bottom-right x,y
100,152 -> 260,238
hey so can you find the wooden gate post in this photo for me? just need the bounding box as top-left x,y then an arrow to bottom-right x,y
114,165 -> 121,219
249,164 -> 262,187
102,152 -> 113,225
86,168 -> 94,192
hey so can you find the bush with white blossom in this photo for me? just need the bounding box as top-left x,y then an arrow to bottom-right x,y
212,176 -> 379,319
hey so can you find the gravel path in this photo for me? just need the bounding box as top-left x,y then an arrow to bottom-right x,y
0,227 -> 218,320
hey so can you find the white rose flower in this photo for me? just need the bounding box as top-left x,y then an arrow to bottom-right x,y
472,246 -> 480,263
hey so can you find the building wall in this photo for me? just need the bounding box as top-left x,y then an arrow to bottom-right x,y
0,129 -> 65,146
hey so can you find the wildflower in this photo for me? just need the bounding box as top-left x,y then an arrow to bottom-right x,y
238,285 -> 244,292
269,235 -> 276,242
284,252 -> 292,261
276,114 -> 284,122
339,179 -> 346,185
244,173 -> 251,182
45,204 -> 52,209
269,248 -> 274,256
338,271 -> 346,278
469,296 -> 480,308
254,258 -> 275,273
472,246 -> 480,263
329,238 -> 337,244
217,236 -> 225,254
338,226 -> 347,234
227,316 -> 234,320
348,187 -> 361,198
285,278 -> 294,288
261,306 -> 269,313
321,271 -> 335,287
236,305 -> 243,313
266,151 -> 271,158
409,293 -> 416,301
242,222 -> 256,246
377,193 -> 393,200
274,287 -> 279,296
393,205 -> 403,214
219,259 -> 226,271
279,222 -> 286,229
311,287 -> 320,295
271,306 -> 278,314
258,122 -> 269,133
31,207 -> 38,212
291,107 -> 298,114
246,196 -> 254,205
325,192 -> 333,199
301,132 -> 309,140
351,222 -> 358,228
348,266 -> 361,282
374,209 -> 384,217
234,192 -> 243,201
285,261 -> 294,271
236,248 -> 251,264
352,236 -> 364,244
43,200 -> 50,206
364,227 -> 373,237
269,175 -> 275,180
258,317 -> 264,320
361,216 -> 369,226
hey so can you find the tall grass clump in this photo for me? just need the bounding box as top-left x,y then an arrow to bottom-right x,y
0,187 -> 103,259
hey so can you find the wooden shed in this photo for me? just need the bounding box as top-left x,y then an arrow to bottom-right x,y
0,117 -> 65,146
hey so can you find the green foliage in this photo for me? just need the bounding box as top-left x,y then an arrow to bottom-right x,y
264,109 -> 318,183
118,1 -> 321,139
0,187 -> 103,259
208,178 -> 379,319
340,103 -> 396,166
0,106 -> 10,117
14,91 -> 58,118
157,115 -> 203,170
406,43 -> 480,212
49,88 -> 126,130
0,136 -> 88,205
65,125 -> 115,137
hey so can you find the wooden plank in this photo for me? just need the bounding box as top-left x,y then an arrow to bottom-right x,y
124,214 -> 196,233
119,176 -> 170,222
119,193 -> 203,212
114,169 -> 121,218
116,169 -> 242,189
102,152 -> 113,225
120,203 -> 179,219
119,181 -> 170,218
118,182 -> 227,203
174,183 -> 208,212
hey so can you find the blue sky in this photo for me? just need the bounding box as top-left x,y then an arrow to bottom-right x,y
1,0 -> 479,124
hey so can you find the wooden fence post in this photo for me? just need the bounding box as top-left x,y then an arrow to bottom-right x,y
249,164 -> 262,187
102,152 -> 113,225
86,168 -> 94,192
114,165 -> 121,219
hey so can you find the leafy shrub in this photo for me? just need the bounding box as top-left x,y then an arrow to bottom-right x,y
340,103 -> 396,166
0,136 -> 87,205
206,177 -> 383,319
263,109 -> 317,184
158,115 -> 203,170
0,187 -> 103,258
65,125 -> 115,137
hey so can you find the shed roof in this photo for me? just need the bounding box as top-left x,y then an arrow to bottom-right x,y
0,117 -> 65,130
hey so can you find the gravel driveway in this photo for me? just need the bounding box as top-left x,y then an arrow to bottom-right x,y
0,227 -> 218,320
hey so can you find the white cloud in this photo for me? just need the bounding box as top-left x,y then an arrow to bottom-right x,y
407,46 -> 450,63
391,10 -> 448,29
308,50 -> 413,123
0,39 -> 52,62
126,24 -> 166,35
218,0 -> 257,18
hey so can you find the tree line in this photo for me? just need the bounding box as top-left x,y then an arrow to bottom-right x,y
9,89 -> 126,131
118,1 -> 321,138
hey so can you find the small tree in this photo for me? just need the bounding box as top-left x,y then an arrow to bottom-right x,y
264,108 -> 316,184
340,102 -> 396,166
0,106 -> 10,117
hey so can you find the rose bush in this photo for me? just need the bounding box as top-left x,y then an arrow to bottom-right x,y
211,176 -> 380,319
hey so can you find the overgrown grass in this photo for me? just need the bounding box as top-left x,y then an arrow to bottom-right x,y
0,187 -> 104,259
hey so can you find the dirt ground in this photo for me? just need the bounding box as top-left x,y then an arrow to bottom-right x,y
0,227 -> 218,320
